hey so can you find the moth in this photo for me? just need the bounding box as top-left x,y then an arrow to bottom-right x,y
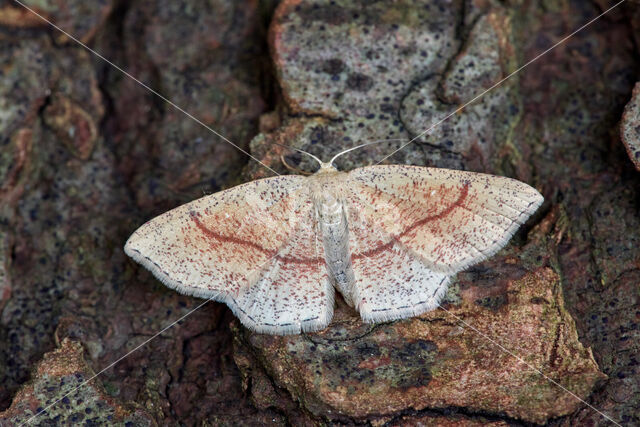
125,149 -> 543,335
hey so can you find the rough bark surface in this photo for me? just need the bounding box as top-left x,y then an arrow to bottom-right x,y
0,0 -> 638,425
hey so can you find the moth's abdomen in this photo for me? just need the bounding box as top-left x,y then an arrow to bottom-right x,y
315,194 -> 355,305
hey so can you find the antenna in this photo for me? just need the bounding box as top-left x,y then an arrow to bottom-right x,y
329,138 -> 407,166
273,139 -> 407,170
271,141 -> 323,167
11,1 -> 627,425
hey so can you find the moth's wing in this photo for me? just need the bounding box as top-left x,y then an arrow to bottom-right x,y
343,165 -> 543,323
345,198 -> 451,323
347,165 -> 543,275
230,209 -> 333,335
125,175 -> 333,335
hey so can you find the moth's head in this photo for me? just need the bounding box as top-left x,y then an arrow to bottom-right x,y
274,138 -> 406,174
316,161 -> 338,174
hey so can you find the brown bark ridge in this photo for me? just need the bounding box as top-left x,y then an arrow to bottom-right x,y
1,0 -> 638,425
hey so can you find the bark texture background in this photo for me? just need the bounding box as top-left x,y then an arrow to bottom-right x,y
0,0 -> 638,425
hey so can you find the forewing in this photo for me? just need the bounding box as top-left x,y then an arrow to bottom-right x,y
346,165 -> 543,274
125,175 -> 332,334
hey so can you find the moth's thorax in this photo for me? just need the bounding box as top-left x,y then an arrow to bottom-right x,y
309,168 -> 347,209
309,169 -> 348,220
309,167 -> 356,305
125,159 -> 544,335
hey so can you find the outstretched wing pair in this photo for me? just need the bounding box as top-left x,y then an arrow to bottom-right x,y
124,165 -> 543,335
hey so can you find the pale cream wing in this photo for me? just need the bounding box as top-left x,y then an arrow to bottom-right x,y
230,206 -> 333,335
346,165 -> 543,275
345,202 -> 450,323
124,175 -> 333,335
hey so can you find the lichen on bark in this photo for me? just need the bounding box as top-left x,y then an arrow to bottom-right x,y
1,0 -> 639,425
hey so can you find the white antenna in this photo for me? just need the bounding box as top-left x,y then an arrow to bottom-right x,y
274,138 -> 407,170
271,141 -> 323,167
329,138 -> 407,166
10,1 -> 627,426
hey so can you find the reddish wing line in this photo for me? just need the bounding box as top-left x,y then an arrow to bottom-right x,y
11,0 -> 626,425
191,212 -> 322,266
350,183 -> 469,261
189,184 -> 468,265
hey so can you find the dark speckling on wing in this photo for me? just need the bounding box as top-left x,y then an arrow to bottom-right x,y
125,163 -> 542,334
